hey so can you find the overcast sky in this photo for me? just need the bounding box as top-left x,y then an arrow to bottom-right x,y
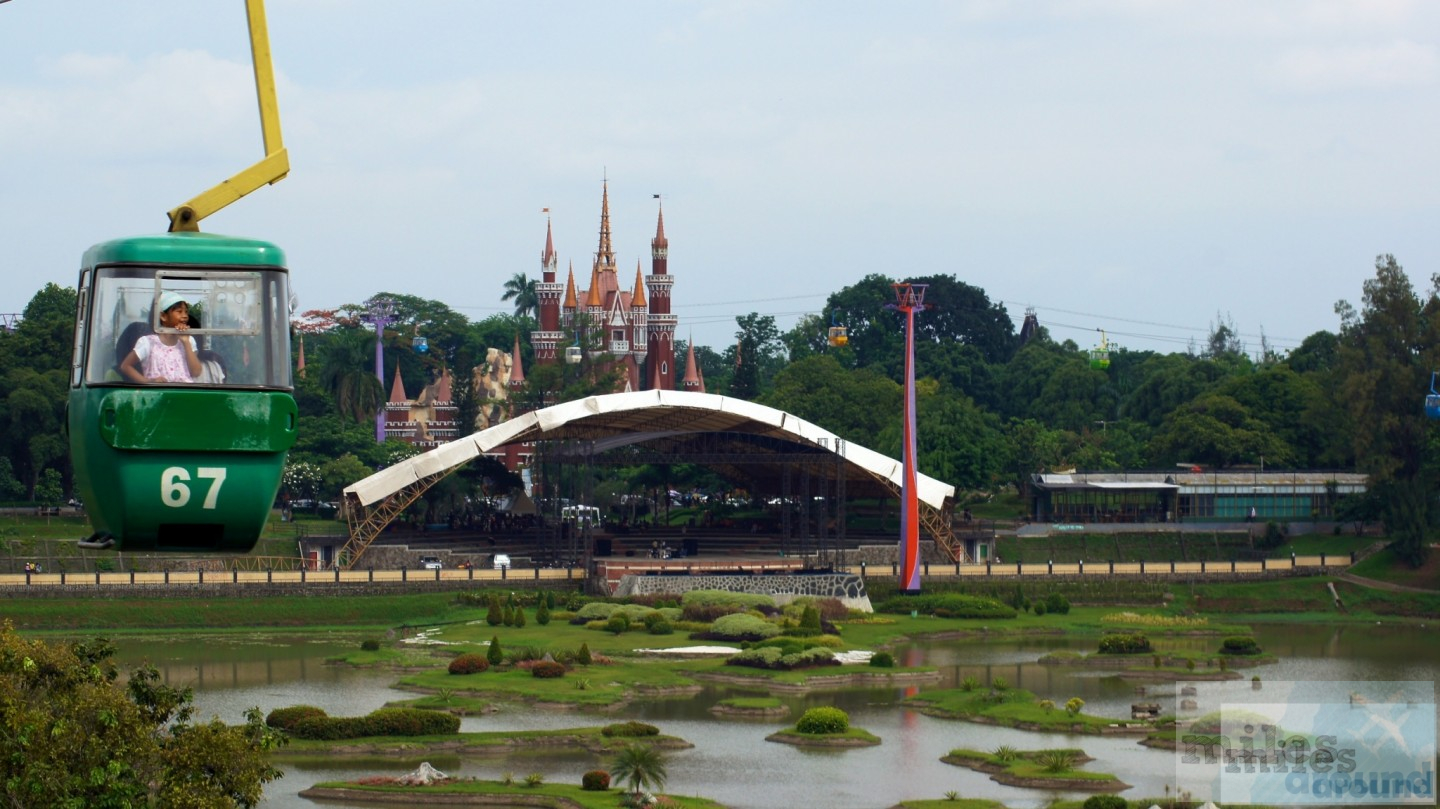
3,1 -> 1437,357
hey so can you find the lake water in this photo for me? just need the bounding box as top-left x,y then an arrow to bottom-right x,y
113,622 -> 1439,809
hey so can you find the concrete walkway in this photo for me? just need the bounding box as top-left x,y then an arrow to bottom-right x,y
1015,520 -> 1339,536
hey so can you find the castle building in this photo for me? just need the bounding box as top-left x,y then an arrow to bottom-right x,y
533,183 -> 676,391
384,365 -> 461,450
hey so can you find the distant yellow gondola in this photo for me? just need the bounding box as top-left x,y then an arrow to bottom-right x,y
827,310 -> 848,347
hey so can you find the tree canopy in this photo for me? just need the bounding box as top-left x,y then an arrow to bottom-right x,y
0,623 -> 284,807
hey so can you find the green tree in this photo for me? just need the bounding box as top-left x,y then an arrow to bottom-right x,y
0,625 -> 283,807
1148,393 -> 1291,469
33,467 -> 63,507
2,367 -> 70,495
487,635 -> 504,665
1334,254 -> 1436,567
317,328 -> 385,424
319,453 -> 373,502
500,273 -> 539,320
1004,418 -> 1067,498
0,457 -> 25,501
0,282 -> 77,374
875,383 -> 1007,490
759,354 -> 900,449
728,312 -> 783,400
609,742 -> 668,800
819,273 -> 1016,379
1286,330 -> 1339,374
1217,366 -> 1329,467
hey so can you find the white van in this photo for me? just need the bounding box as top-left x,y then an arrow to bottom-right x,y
492,553 -> 511,570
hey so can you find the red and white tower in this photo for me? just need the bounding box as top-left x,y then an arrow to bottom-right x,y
532,218 -> 564,364
645,203 -> 676,389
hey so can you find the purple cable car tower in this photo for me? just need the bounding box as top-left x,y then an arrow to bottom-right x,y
889,282 -> 928,593
362,297 -> 396,444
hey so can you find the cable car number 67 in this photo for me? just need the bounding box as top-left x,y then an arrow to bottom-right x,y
161,467 -> 228,509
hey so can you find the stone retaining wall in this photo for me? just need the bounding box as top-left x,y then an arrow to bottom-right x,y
847,542 -> 945,566
615,572 -> 872,612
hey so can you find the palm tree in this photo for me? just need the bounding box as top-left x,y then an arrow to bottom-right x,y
500,273 -> 538,319
609,742 -> 667,800
318,328 -> 385,423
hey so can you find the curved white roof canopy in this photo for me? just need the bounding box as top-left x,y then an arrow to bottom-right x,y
345,390 -> 954,509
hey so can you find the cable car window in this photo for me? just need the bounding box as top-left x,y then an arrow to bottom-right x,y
71,271 -> 90,388
83,266 -> 291,389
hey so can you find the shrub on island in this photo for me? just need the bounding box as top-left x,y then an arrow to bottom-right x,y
573,602 -> 622,624
265,705 -> 326,731
448,653 -> 489,674
1097,633 -> 1152,654
869,651 -> 896,668
704,613 -> 781,641
601,721 -> 660,737
795,706 -> 850,735
287,707 -> 460,740
680,590 -> 776,622
726,646 -> 837,671
531,660 -> 566,679
1220,636 -> 1262,655
581,770 -> 611,790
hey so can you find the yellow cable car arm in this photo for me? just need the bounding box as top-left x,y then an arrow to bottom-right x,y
168,0 -> 288,232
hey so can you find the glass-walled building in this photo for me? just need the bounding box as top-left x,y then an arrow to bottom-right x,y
1030,471 -> 1367,524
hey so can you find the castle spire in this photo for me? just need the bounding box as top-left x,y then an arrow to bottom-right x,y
631,260 -> 647,309
509,332 -> 526,388
563,262 -> 578,310
586,263 -> 603,309
541,216 -> 558,282
682,340 -> 703,393
388,363 -> 408,403
652,203 -> 668,259
596,181 -> 615,274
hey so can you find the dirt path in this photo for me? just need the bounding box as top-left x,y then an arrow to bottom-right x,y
1336,571 -> 1438,594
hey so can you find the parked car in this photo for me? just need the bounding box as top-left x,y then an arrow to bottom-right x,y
419,556 -> 442,570
491,553 -> 511,570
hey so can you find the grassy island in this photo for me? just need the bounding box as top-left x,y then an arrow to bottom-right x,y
274,725 -> 694,758
941,747 -> 1128,792
708,696 -> 789,717
905,684 -> 1146,734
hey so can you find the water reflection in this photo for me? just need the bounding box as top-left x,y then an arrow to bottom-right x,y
109,622 -> 1439,809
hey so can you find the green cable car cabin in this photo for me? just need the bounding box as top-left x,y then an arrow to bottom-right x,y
1089,329 -> 1111,371
67,233 -> 297,552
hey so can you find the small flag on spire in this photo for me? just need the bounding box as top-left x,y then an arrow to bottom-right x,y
542,207 -> 550,213
652,194 -> 660,199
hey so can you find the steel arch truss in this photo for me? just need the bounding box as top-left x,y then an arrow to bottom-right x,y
341,467 -> 457,569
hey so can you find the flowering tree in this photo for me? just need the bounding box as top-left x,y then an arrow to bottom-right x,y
282,460 -> 321,502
